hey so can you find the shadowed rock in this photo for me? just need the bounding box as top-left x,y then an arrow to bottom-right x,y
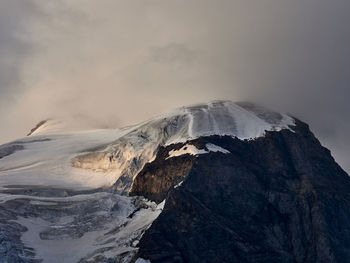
133,120 -> 350,263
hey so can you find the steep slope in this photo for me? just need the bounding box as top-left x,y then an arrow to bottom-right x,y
0,100 -> 296,262
0,191 -> 165,262
0,101 -> 294,192
1,100 -> 349,263
72,101 -> 295,193
131,120 -> 350,263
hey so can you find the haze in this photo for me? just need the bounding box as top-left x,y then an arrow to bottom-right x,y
0,0 -> 349,172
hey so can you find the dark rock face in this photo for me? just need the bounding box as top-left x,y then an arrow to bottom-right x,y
132,120 -> 350,263
26,120 -> 48,136
130,144 -> 197,203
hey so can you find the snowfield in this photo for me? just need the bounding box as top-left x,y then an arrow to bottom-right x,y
3,192 -> 164,262
166,143 -> 230,159
0,101 -> 294,190
0,100 -> 295,262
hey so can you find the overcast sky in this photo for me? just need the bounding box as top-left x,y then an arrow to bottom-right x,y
0,0 -> 349,172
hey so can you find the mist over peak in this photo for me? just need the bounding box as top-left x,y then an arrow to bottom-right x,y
0,0 -> 349,172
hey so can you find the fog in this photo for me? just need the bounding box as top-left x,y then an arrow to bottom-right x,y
0,0 -> 349,172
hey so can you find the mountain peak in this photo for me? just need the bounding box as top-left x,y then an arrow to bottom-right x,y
3,101 -> 294,190
1,101 -> 349,263
146,100 -> 295,145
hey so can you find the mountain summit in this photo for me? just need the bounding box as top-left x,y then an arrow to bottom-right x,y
1,101 -> 294,190
0,101 -> 349,263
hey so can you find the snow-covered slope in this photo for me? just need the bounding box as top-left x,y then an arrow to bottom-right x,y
27,116 -> 108,136
0,100 -> 296,262
0,101 -> 294,191
1,190 -> 165,262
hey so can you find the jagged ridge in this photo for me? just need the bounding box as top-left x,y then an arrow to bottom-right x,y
132,120 -> 350,263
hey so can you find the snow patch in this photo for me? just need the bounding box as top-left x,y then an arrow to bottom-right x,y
157,199 -> 166,210
167,143 -> 230,159
174,181 -> 184,188
167,144 -> 208,159
205,143 -> 230,154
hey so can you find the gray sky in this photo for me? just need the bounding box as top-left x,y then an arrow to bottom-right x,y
0,0 -> 349,172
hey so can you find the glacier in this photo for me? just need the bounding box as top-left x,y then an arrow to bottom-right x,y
0,100 -> 294,191
0,100 -> 295,262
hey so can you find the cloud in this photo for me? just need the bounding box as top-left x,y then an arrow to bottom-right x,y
0,1 -> 39,105
0,0 -> 349,172
150,43 -> 197,65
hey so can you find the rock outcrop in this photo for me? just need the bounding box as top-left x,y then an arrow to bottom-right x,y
132,120 -> 350,263
1,101 -> 349,263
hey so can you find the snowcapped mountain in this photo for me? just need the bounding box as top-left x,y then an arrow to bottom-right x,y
0,101 -> 349,263
0,101 -> 294,191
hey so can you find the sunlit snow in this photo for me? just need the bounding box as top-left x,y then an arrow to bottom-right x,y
0,101 -> 295,262
0,101 -> 294,190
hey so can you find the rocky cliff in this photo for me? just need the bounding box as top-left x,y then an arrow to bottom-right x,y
1,101 -> 349,263
131,120 -> 350,263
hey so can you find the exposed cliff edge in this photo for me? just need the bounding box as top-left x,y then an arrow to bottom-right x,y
132,120 -> 350,263
1,101 -> 349,263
